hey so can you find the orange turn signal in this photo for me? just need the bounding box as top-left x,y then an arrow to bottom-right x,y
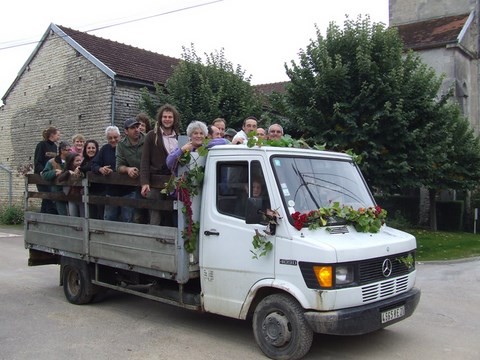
313,265 -> 333,288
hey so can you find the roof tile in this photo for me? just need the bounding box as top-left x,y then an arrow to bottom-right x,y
395,14 -> 469,50
58,25 -> 180,84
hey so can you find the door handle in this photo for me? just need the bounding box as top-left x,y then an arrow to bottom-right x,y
204,230 -> 220,236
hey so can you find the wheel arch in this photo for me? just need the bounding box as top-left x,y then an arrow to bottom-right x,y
239,279 -> 310,320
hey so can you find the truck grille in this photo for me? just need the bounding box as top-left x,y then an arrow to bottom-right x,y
361,275 -> 409,302
358,251 -> 414,284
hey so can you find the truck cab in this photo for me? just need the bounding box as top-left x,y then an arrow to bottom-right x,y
199,145 -> 420,358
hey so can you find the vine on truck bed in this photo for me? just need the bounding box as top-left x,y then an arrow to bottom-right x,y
163,146 -> 207,253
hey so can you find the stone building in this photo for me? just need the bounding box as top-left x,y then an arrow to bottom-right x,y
0,23 -> 180,204
390,0 -> 480,225
391,0 -> 480,134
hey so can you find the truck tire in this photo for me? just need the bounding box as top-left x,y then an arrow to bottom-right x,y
62,260 -> 95,305
253,293 -> 313,360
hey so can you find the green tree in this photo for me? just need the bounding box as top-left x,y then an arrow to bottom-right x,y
140,45 -> 263,131
277,15 -> 480,229
281,16 -> 446,192
418,102 -> 480,230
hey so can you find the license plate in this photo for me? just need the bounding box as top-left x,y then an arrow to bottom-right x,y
381,305 -> 405,323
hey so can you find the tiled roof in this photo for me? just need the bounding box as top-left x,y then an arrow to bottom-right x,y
58,25 -> 180,85
254,81 -> 288,95
395,14 -> 470,50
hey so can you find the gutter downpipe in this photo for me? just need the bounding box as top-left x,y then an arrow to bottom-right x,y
111,79 -> 117,125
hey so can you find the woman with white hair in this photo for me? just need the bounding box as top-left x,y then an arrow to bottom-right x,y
167,120 -> 227,172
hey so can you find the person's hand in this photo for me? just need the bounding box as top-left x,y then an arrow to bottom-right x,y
55,169 -> 62,176
72,166 -> 81,178
141,184 -> 150,197
99,165 -> 112,176
127,167 -> 139,179
181,142 -> 195,152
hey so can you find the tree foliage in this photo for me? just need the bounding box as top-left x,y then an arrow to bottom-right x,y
279,16 -> 480,197
140,45 -> 263,131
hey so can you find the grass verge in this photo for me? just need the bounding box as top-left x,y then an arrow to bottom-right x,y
408,229 -> 480,261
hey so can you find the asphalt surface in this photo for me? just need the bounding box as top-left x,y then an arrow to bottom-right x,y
0,226 -> 479,359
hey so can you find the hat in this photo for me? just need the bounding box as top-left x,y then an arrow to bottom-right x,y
124,118 -> 140,129
224,128 -> 237,137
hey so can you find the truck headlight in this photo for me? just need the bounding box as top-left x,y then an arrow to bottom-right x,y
335,265 -> 354,285
309,264 -> 355,288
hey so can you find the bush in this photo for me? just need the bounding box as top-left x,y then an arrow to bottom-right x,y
0,205 -> 24,225
387,210 -> 413,230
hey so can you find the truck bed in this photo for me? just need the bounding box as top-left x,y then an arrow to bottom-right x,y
24,173 -> 199,283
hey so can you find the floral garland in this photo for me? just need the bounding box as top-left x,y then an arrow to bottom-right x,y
163,147 -> 207,253
292,202 -> 387,233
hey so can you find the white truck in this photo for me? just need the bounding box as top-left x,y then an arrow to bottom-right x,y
24,145 -> 420,360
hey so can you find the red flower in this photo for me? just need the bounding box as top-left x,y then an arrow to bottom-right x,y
293,220 -> 303,230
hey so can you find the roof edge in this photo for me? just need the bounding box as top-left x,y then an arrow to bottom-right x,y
53,24 -> 116,79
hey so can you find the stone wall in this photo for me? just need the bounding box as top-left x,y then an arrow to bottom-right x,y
0,30 -> 149,204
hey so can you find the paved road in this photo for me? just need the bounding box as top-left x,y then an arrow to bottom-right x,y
0,227 -> 479,359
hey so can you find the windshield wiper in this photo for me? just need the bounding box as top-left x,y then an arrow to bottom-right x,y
292,164 -> 320,209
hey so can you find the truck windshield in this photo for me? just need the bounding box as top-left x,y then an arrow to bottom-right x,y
271,156 -> 375,215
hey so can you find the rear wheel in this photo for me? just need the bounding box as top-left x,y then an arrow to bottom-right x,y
62,259 -> 95,304
253,293 -> 313,360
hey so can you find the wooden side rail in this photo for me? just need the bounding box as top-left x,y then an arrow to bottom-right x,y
26,173 -> 175,212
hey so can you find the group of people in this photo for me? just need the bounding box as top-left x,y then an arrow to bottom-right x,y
207,116 -> 285,144
33,104 -> 284,224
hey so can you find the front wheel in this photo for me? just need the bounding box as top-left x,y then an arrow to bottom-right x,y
253,293 -> 313,360
62,260 -> 95,305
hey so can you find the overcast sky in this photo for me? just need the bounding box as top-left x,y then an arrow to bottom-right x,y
0,0 -> 388,105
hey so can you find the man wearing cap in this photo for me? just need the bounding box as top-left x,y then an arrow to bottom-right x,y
224,128 -> 237,143
113,118 -> 145,222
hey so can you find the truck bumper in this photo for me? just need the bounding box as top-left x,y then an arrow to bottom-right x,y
304,287 -> 421,335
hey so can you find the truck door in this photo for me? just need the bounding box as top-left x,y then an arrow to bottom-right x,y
200,157 -> 274,318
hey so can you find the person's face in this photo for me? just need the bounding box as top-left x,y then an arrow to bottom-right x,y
190,128 -> 205,147
85,142 -> 97,158
213,121 -> 225,137
256,128 -> 266,139
210,126 -> 222,139
269,125 -> 283,140
74,138 -> 85,150
125,124 -> 140,141
243,119 -> 257,134
73,155 -> 82,168
60,146 -> 70,159
50,131 -> 61,142
106,131 -> 120,148
138,121 -> 147,134
252,181 -> 262,197
224,134 -> 233,142
161,111 -> 175,130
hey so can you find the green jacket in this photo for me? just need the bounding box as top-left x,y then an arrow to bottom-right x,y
116,133 -> 145,170
41,156 -> 65,192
